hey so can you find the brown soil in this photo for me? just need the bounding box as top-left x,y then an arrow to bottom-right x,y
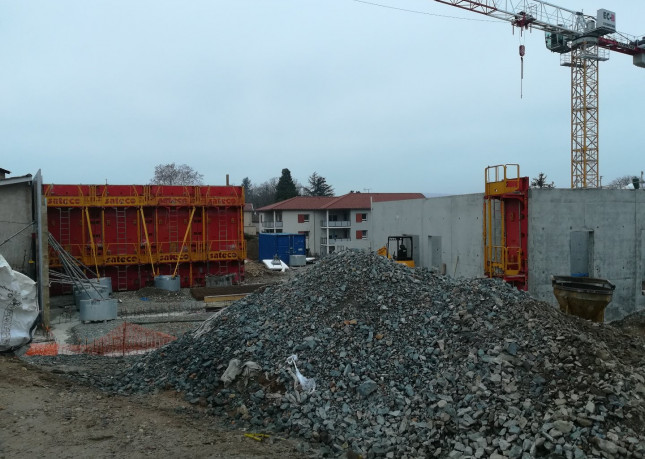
0,354 -> 303,458
610,310 -> 645,337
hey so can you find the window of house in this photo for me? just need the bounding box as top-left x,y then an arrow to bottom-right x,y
298,214 -> 310,223
356,230 -> 368,240
355,213 -> 368,223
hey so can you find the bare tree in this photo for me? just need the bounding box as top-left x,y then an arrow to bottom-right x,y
252,177 -> 279,208
605,175 -> 638,189
151,163 -> 204,185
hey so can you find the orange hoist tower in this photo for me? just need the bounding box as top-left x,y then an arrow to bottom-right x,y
484,164 -> 529,290
433,0 -> 645,188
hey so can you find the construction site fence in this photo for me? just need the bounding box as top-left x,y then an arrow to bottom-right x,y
25,322 -> 177,357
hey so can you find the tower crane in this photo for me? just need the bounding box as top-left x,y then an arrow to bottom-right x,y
433,0 -> 645,188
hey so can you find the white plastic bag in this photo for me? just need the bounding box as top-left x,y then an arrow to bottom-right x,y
0,254 -> 39,352
286,354 -> 316,394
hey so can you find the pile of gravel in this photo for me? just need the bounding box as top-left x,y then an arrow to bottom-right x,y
99,250 -> 645,458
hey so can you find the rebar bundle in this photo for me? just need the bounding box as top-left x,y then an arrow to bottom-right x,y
48,234 -> 107,300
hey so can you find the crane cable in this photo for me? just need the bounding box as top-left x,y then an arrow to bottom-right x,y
518,25 -> 527,99
519,43 -> 525,98
351,0 -> 500,23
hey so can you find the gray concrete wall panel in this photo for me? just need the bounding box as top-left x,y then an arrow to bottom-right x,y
528,189 -> 644,321
374,189 -> 644,321
0,181 -> 34,275
372,194 -> 484,279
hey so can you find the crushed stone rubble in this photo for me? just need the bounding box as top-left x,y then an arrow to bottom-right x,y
98,250 -> 645,458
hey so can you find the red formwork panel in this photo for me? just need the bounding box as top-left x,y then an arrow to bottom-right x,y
45,184 -> 246,293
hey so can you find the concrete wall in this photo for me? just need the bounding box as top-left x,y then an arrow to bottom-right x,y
0,178 -> 35,277
372,194 -> 484,278
243,211 -> 258,236
374,189 -> 645,321
0,172 -> 49,326
528,189 -> 645,321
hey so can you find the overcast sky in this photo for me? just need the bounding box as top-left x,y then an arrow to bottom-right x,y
1,0 -> 643,195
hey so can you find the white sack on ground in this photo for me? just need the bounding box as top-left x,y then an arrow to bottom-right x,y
0,254 -> 39,352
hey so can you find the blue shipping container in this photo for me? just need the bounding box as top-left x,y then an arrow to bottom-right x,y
258,233 -> 306,265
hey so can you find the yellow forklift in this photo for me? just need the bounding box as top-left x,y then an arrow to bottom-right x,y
377,236 -> 415,268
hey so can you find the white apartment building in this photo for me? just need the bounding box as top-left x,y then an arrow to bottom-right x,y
257,192 -> 424,256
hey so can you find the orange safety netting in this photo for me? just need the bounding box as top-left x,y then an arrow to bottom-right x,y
25,322 -> 176,356
25,342 -> 59,356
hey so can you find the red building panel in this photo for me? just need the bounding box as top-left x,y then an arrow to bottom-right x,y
45,184 -> 246,293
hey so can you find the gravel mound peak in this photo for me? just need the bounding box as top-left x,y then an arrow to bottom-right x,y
105,250 -> 645,458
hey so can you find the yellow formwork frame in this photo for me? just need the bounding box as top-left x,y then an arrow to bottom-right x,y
172,206 -> 196,278
83,207 -> 100,277
140,207 -> 157,277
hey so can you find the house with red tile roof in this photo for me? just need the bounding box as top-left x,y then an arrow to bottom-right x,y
256,192 -> 425,256
243,203 -> 258,236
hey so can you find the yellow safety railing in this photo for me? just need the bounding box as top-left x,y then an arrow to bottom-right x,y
485,164 -> 522,196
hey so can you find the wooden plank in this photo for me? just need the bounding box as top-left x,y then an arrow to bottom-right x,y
204,293 -> 248,303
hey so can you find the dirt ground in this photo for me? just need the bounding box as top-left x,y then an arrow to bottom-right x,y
0,261 -> 313,459
0,354 -> 306,458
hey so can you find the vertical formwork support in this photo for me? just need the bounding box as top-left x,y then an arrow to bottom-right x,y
483,165 -> 529,290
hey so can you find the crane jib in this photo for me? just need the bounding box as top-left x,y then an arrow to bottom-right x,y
431,0 -> 642,189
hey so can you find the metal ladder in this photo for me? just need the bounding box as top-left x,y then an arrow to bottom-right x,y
168,207 -> 179,253
59,208 -> 71,248
116,265 -> 128,291
217,207 -> 229,275
115,208 -> 127,255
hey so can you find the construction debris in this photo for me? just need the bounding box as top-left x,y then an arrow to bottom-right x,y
0,254 -> 39,352
96,250 -> 645,458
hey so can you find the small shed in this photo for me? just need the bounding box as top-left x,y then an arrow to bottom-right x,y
258,233 -> 306,265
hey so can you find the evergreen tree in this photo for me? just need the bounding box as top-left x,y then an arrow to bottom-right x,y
304,172 -> 334,196
274,168 -> 299,202
241,177 -> 253,201
530,172 -> 554,189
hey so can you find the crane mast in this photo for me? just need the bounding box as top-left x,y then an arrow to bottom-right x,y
434,0 -> 645,188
